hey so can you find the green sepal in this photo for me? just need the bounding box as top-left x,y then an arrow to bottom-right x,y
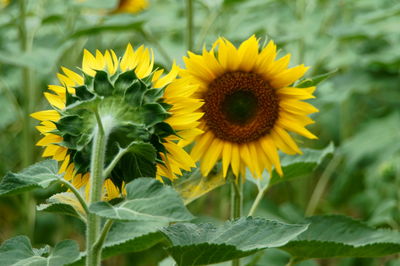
75,85 -> 95,101
93,70 -> 114,96
142,103 -> 170,127
143,88 -> 164,103
56,115 -> 84,136
124,80 -> 147,106
153,122 -> 177,138
114,69 -> 138,94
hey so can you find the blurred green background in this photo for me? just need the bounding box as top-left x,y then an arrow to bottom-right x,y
0,0 -> 399,265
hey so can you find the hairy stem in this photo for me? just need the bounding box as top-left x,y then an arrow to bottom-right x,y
86,112 -> 107,266
93,220 -> 114,253
231,173 -> 242,266
248,188 -> 265,217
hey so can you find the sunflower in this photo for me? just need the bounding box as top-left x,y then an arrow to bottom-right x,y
31,44 -> 202,201
180,35 -> 318,179
114,0 -> 149,14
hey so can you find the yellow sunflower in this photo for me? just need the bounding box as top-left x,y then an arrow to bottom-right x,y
114,0 -> 149,14
31,44 -> 202,201
180,35 -> 318,179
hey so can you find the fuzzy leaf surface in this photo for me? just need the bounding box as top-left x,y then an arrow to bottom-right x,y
269,143 -> 334,186
161,217 -> 308,266
89,178 -> 193,222
281,215 -> 400,259
0,236 -> 79,266
70,220 -> 166,265
0,160 -> 62,197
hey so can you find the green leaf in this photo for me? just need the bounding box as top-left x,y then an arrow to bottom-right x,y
0,236 -> 79,266
89,178 -> 194,222
69,21 -> 144,39
0,160 -> 62,197
296,69 -> 338,88
281,215 -> 400,259
37,193 -> 84,220
161,217 -> 308,266
112,142 -> 157,183
174,170 -> 227,205
102,220 -> 166,258
71,220 -> 166,264
269,143 -> 334,186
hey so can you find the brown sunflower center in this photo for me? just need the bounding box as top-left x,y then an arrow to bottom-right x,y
203,71 -> 279,143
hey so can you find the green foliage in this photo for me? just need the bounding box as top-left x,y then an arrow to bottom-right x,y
0,160 -> 62,197
0,236 -> 79,266
296,69 -> 338,88
37,193 -> 83,220
89,178 -> 193,222
270,143 -> 334,186
161,217 -> 308,266
281,215 -> 400,259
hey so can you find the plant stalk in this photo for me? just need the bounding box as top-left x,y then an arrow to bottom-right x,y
185,0 -> 194,51
248,188 -> 265,217
231,173 -> 242,266
86,113 -> 107,266
18,0 -> 36,240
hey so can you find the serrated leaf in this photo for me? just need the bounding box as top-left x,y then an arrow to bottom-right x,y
296,69 -> 338,88
269,143 -> 334,186
161,217 -> 308,266
0,160 -> 62,197
69,21 -> 144,39
112,142 -> 157,183
281,215 -> 400,259
89,178 -> 194,222
71,220 -> 166,265
0,236 -> 79,266
174,171 -> 227,205
37,192 -> 84,220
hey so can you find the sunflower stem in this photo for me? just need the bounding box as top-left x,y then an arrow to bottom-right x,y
86,111 -> 108,266
248,187 -> 266,217
18,0 -> 36,240
230,172 -> 243,266
93,219 -> 114,253
185,0 -> 194,51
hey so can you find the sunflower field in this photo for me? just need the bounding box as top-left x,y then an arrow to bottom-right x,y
0,0 -> 399,265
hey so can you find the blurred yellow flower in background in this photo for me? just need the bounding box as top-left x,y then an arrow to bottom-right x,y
114,0 -> 149,14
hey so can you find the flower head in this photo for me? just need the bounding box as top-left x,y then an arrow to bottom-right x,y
180,35 -> 318,178
31,44 -> 202,200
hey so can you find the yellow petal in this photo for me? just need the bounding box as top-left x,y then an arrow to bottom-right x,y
222,142 -> 232,178
44,92 -> 65,109
31,110 -> 60,122
200,138 -> 223,176
260,137 -> 283,176
36,134 -> 62,146
270,65 -> 309,88
62,67 -> 84,85
271,127 -> 302,155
